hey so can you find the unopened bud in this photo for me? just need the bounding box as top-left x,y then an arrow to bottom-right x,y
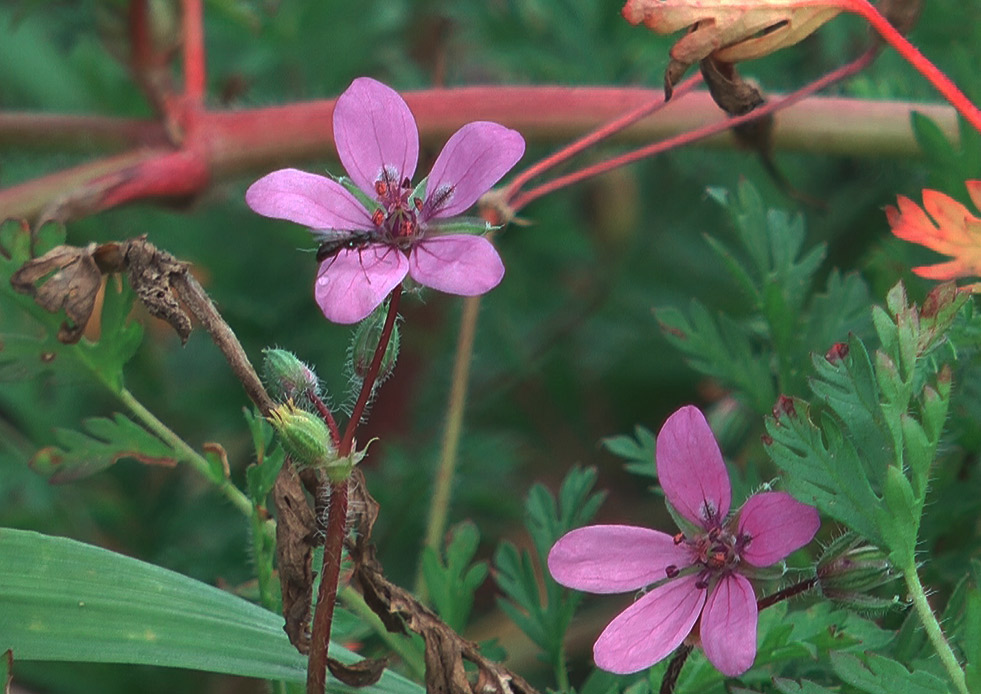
268,403 -> 336,470
817,533 -> 898,613
350,304 -> 400,382
263,348 -> 321,410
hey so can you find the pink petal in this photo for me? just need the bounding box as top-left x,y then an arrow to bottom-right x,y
314,244 -> 408,324
424,122 -> 526,219
656,406 -> 731,529
246,169 -> 374,230
700,573 -> 758,676
333,77 -> 419,199
593,574 -> 705,674
407,235 -> 504,295
548,525 -> 692,594
737,492 -> 820,567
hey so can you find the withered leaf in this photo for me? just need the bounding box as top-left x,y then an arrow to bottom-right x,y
10,243 -> 103,344
326,656 -> 388,688
699,58 -> 765,116
273,463 -> 318,654
622,0 -> 842,96
123,238 -> 192,343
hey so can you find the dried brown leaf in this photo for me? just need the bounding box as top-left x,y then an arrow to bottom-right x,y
273,463 -> 318,654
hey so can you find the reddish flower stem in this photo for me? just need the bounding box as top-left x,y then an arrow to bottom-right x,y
503,74 -> 702,200
844,0 -> 981,134
306,477 -> 349,694
305,285 -> 402,693
309,391 -> 342,449
340,285 -> 403,457
509,46 -> 878,213
757,575 -> 819,611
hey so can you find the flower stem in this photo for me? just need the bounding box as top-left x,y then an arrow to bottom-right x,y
306,478 -> 350,694
902,563 -> 968,694
116,386 -> 254,517
756,576 -> 819,611
510,47 -> 877,212
415,294 -> 482,597
846,0 -> 981,134
659,644 -> 693,694
340,285 -> 403,456
503,74 -> 702,202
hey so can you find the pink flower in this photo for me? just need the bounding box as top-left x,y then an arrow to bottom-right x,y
548,405 -> 820,677
246,77 -> 526,324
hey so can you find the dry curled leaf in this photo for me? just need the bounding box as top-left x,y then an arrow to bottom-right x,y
10,236 -> 194,344
273,463 -> 318,654
327,656 -> 388,688
11,243 -> 103,344
887,180 -> 981,291
622,0 -> 842,96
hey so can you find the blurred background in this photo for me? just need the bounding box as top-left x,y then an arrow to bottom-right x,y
2,0 -> 979,691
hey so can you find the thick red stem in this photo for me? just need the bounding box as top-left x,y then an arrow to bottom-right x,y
181,0 -> 206,109
306,478 -> 349,694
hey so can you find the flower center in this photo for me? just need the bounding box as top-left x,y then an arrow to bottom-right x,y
669,523 -> 753,590
373,168 -> 423,246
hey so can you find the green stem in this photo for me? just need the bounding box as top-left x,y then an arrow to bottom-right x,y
415,294 -> 481,597
115,386 -> 253,518
338,586 -> 427,679
553,648 -> 570,693
902,563 -> 968,694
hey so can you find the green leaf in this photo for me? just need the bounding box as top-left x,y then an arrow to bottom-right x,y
602,425 -> 656,479
765,397 -> 883,545
831,652 -> 948,694
0,529 -> 422,694
421,521 -> 488,633
29,414 -> 176,483
1,649 -> 10,694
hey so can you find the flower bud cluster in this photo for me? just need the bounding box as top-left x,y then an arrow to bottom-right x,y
816,533 -> 900,614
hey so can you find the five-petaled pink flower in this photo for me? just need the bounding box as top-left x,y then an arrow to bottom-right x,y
548,405 -> 819,677
246,77 -> 526,324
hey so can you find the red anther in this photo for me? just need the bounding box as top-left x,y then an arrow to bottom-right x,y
665,565 -> 679,578
761,434 -> 774,446
413,197 -> 423,211
371,209 -> 385,226
401,176 -> 411,189
695,579 -> 708,590
707,551 -> 726,569
375,180 -> 388,197
825,342 -> 849,363
673,532 -> 685,545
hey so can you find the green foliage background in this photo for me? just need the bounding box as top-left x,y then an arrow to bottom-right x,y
2,0 -> 981,692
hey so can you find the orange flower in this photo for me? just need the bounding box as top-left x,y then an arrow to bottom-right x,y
886,180 -> 981,292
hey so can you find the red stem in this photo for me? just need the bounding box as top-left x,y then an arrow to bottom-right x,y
340,285 -> 403,456
503,74 -> 702,200
845,0 -> 981,134
181,0 -> 206,109
510,47 -> 878,212
306,478 -> 349,694
310,390 -> 342,450
757,576 -> 819,611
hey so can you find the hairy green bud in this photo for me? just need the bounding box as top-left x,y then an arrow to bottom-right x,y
816,532 -> 899,613
268,403 -> 335,469
262,348 -> 321,410
350,304 -> 400,382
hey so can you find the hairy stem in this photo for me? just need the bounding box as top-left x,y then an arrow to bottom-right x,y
115,386 -> 253,516
307,479 -> 350,694
903,564 -> 968,694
